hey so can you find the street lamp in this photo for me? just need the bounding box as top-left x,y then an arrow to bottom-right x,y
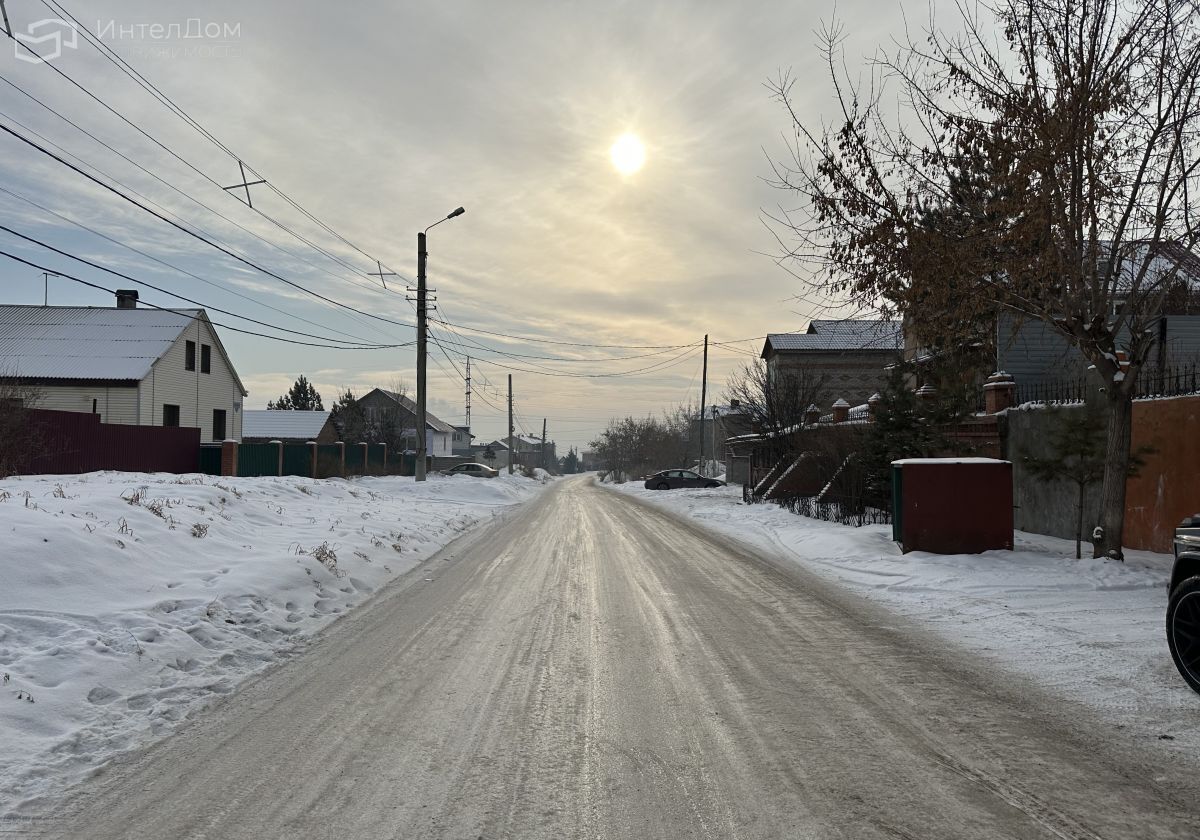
415,207 -> 465,481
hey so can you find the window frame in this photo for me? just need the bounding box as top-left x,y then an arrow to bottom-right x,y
163,404 -> 180,427
212,408 -> 227,440
185,340 -> 196,371
200,344 -> 212,374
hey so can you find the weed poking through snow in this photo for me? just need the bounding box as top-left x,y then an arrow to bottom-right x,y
191,523 -> 209,539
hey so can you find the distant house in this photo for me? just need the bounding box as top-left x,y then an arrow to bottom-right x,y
356,389 -> 455,457
451,425 -> 474,456
243,410 -> 337,444
762,319 -> 902,407
0,291 -> 248,443
476,434 -> 555,470
691,401 -> 753,467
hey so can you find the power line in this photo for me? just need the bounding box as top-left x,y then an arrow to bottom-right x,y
0,248 -> 412,350
430,317 -> 694,350
0,224 -> 399,347
0,120 -> 418,334
0,183 -> 380,345
40,0 -> 400,274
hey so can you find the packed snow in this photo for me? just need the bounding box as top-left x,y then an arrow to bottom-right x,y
0,470 -> 547,816
607,481 -> 1199,755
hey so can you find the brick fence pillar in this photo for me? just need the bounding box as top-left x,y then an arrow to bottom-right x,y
804,403 -> 821,426
359,442 -> 369,475
983,371 -> 1016,414
336,441 -> 345,476
867,392 -> 882,421
379,442 -> 388,473
916,384 -> 938,404
220,439 -> 238,477
270,440 -> 283,476
308,441 -> 317,478
832,398 -> 850,423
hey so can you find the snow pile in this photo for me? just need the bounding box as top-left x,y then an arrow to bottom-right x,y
0,471 -> 544,815
609,482 -> 1199,749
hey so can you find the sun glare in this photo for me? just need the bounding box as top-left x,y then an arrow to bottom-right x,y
610,133 -> 646,175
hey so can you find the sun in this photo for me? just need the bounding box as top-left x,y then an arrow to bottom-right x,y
610,133 -> 646,175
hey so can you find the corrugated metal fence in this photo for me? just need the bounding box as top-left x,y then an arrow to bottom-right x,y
18,409 -> 200,475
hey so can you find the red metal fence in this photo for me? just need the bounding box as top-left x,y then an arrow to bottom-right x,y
15,409 -> 200,475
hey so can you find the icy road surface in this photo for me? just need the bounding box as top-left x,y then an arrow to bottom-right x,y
33,475 -> 1200,839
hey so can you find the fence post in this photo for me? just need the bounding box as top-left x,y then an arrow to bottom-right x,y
308,441 -> 317,478
270,440 -> 283,476
380,442 -> 388,473
336,441 -> 345,476
220,439 -> 238,477
832,398 -> 850,423
983,371 -> 1016,414
359,442 -> 368,475
867,392 -> 882,421
804,403 -> 821,426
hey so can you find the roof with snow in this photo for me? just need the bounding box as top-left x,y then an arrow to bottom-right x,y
372,389 -> 457,434
243,410 -> 332,440
0,305 -> 245,394
762,319 -> 902,357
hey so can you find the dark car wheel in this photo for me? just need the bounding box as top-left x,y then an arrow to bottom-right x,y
656,482 -> 670,490
1167,575 -> 1200,694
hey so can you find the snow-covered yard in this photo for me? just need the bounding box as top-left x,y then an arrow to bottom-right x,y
0,470 -> 547,815
607,480 -> 1200,753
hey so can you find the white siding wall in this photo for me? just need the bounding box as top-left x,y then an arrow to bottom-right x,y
136,318 -> 245,443
427,430 -> 451,456
35,384 -> 138,424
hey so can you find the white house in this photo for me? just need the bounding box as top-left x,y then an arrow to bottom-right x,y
0,291 -> 248,443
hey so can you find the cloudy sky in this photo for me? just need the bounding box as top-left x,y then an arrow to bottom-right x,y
0,0 -> 911,451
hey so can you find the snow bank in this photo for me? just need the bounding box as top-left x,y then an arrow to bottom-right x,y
0,471 -> 545,815
608,482 -> 1199,753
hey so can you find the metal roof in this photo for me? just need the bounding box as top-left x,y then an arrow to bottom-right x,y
243,410 -> 332,439
0,305 -> 201,380
763,320 -> 902,355
375,389 -> 457,434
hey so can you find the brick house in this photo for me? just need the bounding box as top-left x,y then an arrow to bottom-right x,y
761,319 -> 903,407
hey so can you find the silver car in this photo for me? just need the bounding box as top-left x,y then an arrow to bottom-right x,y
643,469 -> 726,490
441,463 -> 499,478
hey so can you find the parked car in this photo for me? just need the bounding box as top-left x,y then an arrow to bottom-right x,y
643,469 -> 726,490
1167,515 -> 1200,694
441,463 -> 499,478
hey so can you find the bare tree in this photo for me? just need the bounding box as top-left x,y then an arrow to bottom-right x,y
769,0 -> 1200,559
0,379 -> 43,478
725,359 -> 826,431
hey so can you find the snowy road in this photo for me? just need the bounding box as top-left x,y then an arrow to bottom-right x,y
32,475 -> 1200,839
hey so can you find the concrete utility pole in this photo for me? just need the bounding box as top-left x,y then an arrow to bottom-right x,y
415,231 -> 428,481
698,334 -> 708,476
541,418 -> 547,470
414,207 -> 464,482
507,375 -> 515,475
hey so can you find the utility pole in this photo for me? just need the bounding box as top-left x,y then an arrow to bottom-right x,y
415,231 -> 428,481
464,356 -> 471,433
541,418 -> 547,470
698,333 -> 708,476
507,374 -> 514,475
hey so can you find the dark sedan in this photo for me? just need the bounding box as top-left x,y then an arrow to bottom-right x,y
643,469 -> 726,490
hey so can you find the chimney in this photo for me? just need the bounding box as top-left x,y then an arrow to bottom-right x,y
729,398 -> 740,410
115,289 -> 139,309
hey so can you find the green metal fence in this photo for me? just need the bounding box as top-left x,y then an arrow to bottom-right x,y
282,443 -> 310,476
198,445 -> 222,476
237,443 -> 279,478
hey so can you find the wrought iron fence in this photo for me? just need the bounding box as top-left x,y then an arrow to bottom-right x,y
773,493 -> 892,526
1015,363 -> 1200,405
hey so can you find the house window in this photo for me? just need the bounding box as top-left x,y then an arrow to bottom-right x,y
185,340 -> 196,371
200,344 -> 211,374
163,404 -> 180,427
91,398 -> 97,414
212,409 -> 226,440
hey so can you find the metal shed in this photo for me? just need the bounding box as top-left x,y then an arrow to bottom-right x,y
892,458 -> 1014,554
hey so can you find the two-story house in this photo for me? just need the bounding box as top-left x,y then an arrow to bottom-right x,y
762,319 -> 903,408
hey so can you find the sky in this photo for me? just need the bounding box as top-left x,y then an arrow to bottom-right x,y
0,0 -> 913,451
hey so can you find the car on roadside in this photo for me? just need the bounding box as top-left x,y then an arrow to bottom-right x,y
1167,515 -> 1200,694
440,463 -> 499,478
643,469 -> 726,490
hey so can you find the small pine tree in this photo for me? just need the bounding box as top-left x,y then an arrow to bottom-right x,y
329,389 -> 367,442
268,375 -> 324,411
1022,404 -> 1149,560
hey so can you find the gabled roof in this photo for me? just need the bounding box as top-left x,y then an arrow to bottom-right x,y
366,388 -> 457,434
243,410 -> 332,439
0,305 -> 247,394
762,319 -> 902,356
